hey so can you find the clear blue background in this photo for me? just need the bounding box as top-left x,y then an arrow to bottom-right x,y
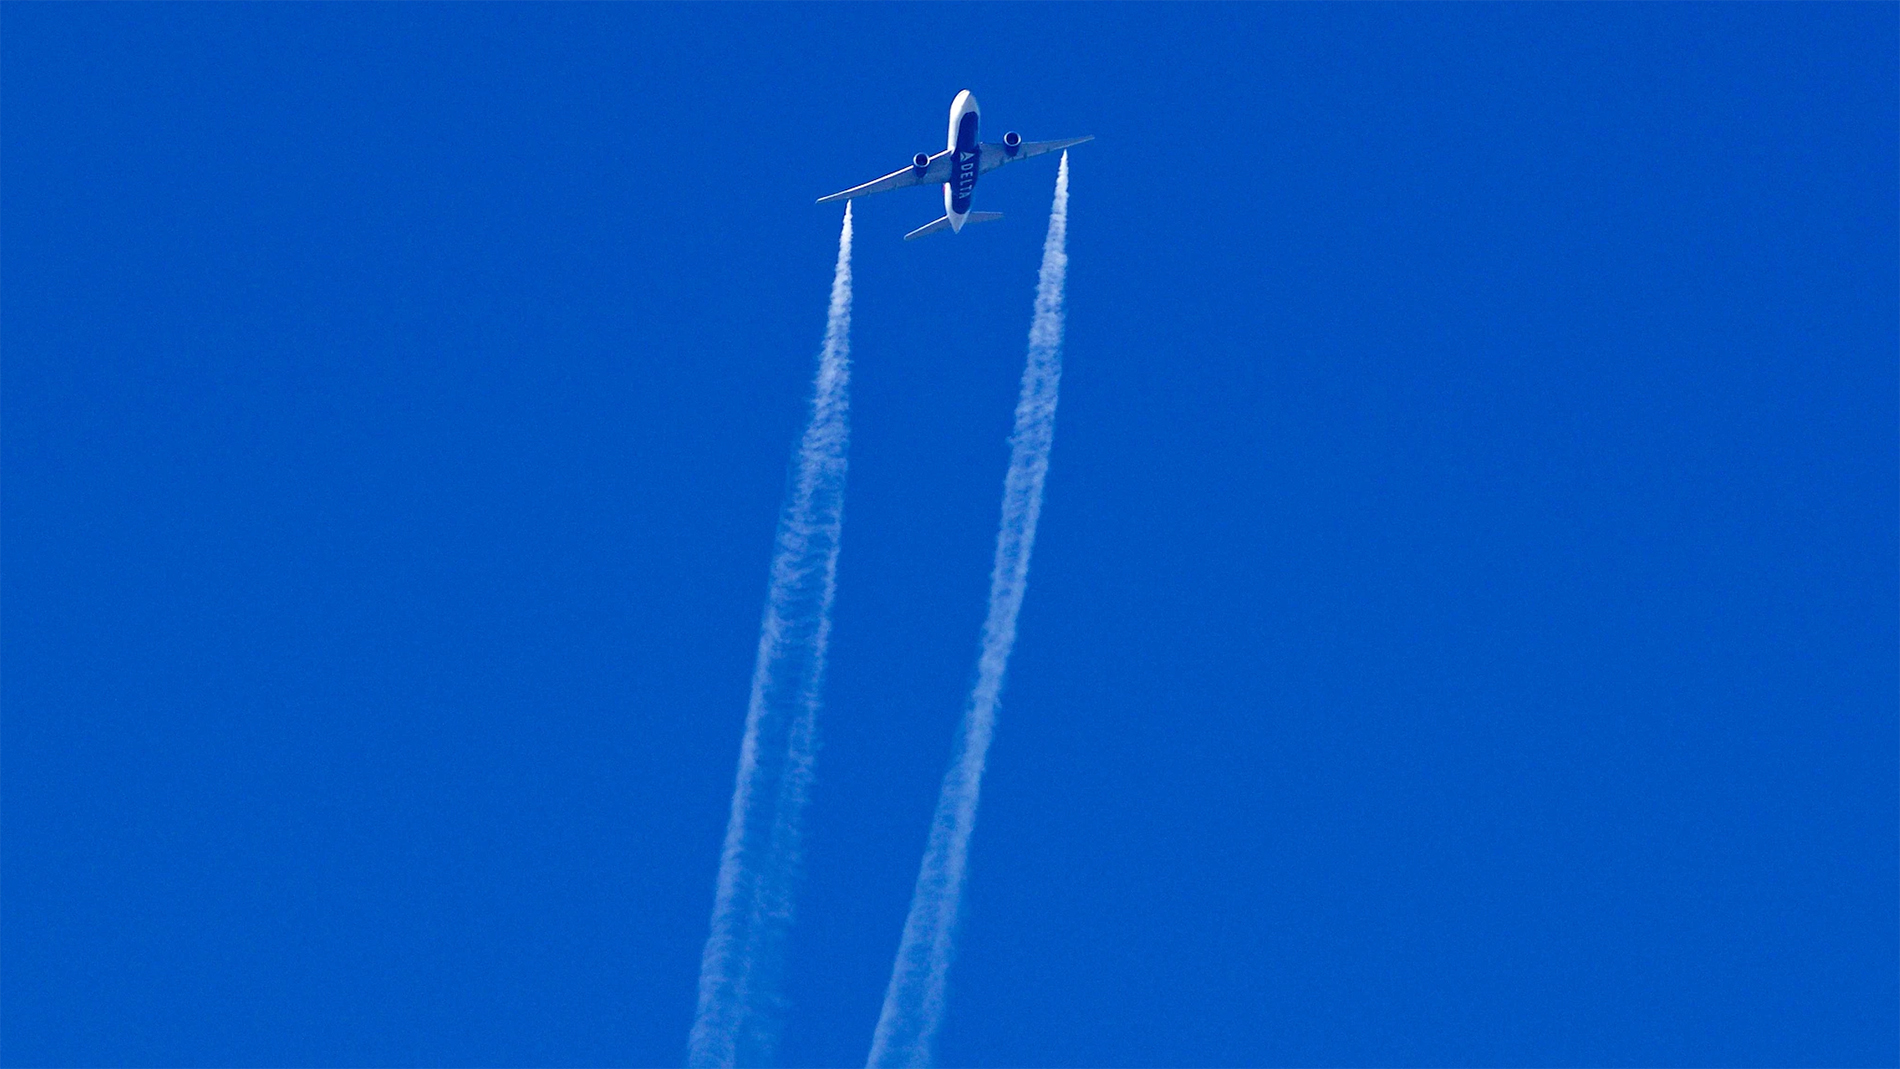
4,5 -> 1894,1067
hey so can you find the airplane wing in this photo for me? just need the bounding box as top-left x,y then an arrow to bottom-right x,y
979,135 -> 1094,174
817,150 -> 953,203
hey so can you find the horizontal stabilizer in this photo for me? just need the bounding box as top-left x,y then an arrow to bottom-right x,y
903,212 -> 1005,241
904,216 -> 953,241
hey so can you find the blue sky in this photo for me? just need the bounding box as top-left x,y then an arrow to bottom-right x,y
3,4 -> 1894,1067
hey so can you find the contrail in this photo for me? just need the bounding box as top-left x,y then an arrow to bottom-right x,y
867,154 -> 1072,1069
691,205 -> 854,1069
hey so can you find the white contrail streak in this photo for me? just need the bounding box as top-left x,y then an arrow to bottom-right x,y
691,206 -> 854,1069
867,154 -> 1072,1069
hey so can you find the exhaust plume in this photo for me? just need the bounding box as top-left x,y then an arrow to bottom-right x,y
868,154 -> 1072,1069
691,205 -> 854,1068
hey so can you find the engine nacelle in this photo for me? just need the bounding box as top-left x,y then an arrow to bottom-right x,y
913,152 -> 932,171
1003,131 -> 1022,155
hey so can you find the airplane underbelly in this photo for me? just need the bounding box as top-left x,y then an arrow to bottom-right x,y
948,110 -> 980,216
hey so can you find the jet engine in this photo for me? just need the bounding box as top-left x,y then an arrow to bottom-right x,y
1003,131 -> 1022,155
913,152 -> 932,171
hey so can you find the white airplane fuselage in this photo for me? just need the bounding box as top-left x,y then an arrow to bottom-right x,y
943,90 -> 983,232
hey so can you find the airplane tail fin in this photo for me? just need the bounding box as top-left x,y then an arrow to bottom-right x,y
903,211 -> 1004,241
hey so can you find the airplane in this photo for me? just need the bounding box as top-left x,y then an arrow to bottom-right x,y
817,90 -> 1091,240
